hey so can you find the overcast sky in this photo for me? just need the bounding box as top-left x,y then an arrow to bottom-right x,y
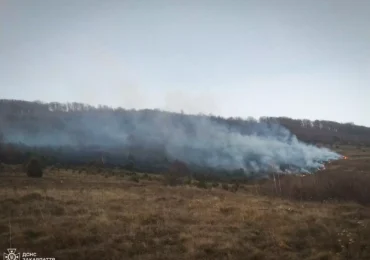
1,0 -> 369,126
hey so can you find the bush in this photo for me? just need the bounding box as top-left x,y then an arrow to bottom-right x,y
140,173 -> 153,181
129,175 -> 140,183
230,183 -> 240,192
163,173 -> 184,186
164,160 -> 190,186
196,180 -> 208,189
127,171 -> 136,176
26,158 -> 43,178
212,182 -> 219,188
184,176 -> 193,186
125,161 -> 134,171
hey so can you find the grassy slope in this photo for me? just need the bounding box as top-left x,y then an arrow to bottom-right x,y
0,145 -> 370,260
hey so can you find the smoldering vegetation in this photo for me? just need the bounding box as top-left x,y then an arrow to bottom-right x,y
0,100 -> 342,176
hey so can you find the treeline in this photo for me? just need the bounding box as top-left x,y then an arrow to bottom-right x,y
270,117 -> 370,146
1,99 -> 368,145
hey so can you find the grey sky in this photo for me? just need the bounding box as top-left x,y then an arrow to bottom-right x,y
1,0 -> 369,126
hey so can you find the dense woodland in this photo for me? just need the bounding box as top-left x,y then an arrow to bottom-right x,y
0,99 -> 369,176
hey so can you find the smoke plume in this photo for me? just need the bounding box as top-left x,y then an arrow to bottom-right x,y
1,101 -> 342,175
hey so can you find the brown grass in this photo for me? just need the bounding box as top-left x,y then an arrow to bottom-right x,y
0,145 -> 369,259
260,170 -> 370,205
260,146 -> 370,205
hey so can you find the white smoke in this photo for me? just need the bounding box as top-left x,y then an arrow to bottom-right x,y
146,114 -> 342,173
1,102 -> 342,175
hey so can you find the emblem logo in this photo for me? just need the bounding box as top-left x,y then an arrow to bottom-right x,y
3,248 -> 20,260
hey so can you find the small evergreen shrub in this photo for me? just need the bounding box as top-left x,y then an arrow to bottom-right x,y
26,158 -> 43,178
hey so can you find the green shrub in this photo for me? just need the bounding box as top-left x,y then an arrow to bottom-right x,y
127,171 -> 136,176
163,172 -> 184,186
141,173 -> 153,181
125,161 -> 134,171
26,158 -> 43,178
184,176 -> 193,186
129,175 -> 140,183
196,180 -> 208,189
230,183 -> 240,192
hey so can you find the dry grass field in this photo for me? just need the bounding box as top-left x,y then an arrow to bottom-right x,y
1,145 -> 370,260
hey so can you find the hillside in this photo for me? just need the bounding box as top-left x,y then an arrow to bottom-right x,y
0,99 -> 367,176
1,99 -> 368,145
